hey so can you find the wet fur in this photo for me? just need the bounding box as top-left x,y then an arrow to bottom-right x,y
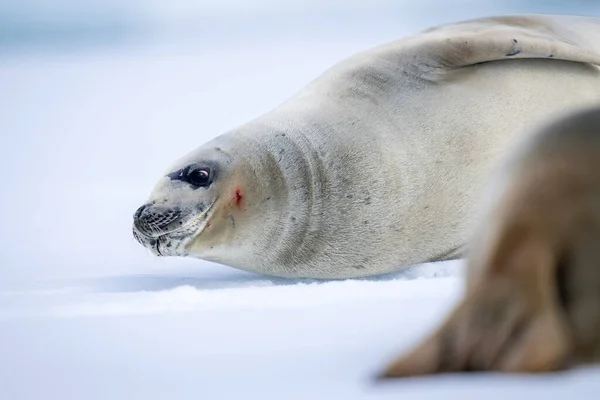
380,107 -> 600,378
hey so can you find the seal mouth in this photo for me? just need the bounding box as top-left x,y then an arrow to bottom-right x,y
155,236 -> 163,256
134,201 -> 217,257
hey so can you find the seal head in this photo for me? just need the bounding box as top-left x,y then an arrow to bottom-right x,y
132,138 -> 227,258
132,123 -> 323,277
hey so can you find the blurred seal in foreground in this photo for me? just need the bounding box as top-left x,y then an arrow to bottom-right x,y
133,14 -> 600,279
380,106 -> 600,377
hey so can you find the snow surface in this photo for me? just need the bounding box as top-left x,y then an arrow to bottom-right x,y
2,2 -> 600,399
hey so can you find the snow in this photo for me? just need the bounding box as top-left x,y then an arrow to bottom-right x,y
1,2 -> 600,399
2,264 -> 600,400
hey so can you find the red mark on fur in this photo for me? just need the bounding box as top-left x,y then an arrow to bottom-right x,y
234,189 -> 243,209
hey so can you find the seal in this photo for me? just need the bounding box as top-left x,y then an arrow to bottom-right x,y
133,14 -> 600,279
379,106 -> 600,377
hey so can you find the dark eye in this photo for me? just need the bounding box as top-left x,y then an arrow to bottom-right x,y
166,164 -> 217,188
184,167 -> 212,187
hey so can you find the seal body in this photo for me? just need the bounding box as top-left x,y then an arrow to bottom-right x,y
133,15 -> 600,279
380,106 -> 600,377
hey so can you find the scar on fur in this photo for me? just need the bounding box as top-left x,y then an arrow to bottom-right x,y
379,107 -> 600,379
235,189 -> 243,208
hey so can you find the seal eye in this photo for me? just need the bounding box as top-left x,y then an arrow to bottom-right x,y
167,164 -> 217,188
184,167 -> 212,187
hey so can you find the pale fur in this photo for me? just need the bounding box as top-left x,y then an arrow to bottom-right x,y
380,106 -> 600,377
134,14 -> 600,279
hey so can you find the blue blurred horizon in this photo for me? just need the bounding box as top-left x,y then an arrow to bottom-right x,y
2,0 -> 600,51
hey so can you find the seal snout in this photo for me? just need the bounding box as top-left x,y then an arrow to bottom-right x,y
133,203 -> 150,221
133,203 -> 182,237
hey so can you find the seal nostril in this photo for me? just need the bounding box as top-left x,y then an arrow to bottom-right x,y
134,203 -> 150,220
133,203 -> 184,237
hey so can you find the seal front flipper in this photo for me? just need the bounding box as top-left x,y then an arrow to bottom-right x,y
379,107 -> 600,378
379,248 -> 572,377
